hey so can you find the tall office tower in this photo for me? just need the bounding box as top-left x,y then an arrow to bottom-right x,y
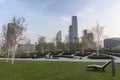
69,25 -> 73,43
56,31 -> 62,42
82,29 -> 94,43
81,29 -> 95,49
69,16 -> 78,43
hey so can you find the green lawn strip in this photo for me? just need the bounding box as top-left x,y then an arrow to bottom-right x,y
0,60 -> 119,80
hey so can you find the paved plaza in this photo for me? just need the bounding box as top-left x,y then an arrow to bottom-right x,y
0,54 -> 120,63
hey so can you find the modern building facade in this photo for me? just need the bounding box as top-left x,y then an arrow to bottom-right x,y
69,16 -> 79,43
17,44 -> 36,53
104,38 -> 120,49
69,25 -> 73,43
56,31 -> 62,42
82,29 -> 94,43
82,29 -> 95,49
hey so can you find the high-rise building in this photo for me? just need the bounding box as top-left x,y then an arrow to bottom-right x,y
82,29 -> 94,43
69,25 -> 73,43
69,16 -> 79,43
56,31 -> 62,42
82,29 -> 95,49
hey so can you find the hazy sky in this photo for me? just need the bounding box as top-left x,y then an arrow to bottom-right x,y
0,0 -> 120,43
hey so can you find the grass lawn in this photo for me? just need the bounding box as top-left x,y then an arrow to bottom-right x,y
0,60 -> 119,80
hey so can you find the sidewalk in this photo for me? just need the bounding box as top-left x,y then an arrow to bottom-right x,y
0,56 -> 120,63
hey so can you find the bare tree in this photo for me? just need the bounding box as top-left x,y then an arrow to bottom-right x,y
64,36 -> 69,53
1,25 -> 8,58
46,42 -> 55,52
2,16 -> 26,64
81,41 -> 89,53
37,36 -> 46,54
52,37 -> 57,53
92,21 -> 105,56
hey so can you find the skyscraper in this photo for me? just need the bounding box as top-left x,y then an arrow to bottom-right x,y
82,29 -> 94,43
69,25 -> 73,43
69,16 -> 79,43
56,31 -> 62,42
82,29 -> 95,49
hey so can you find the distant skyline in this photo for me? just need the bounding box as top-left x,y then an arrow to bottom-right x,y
0,0 -> 120,43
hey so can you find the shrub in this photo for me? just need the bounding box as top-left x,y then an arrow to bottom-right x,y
76,52 -> 92,57
88,54 -> 113,59
59,55 -> 74,58
31,52 -> 47,58
62,52 -> 74,55
0,54 -> 5,58
105,52 -> 120,57
16,53 -> 30,58
104,49 -> 120,53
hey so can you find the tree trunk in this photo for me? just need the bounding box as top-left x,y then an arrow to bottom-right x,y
6,53 -> 9,62
6,48 -> 10,62
12,41 -> 16,64
12,51 -> 15,64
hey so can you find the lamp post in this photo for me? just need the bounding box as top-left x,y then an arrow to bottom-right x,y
111,59 -> 116,76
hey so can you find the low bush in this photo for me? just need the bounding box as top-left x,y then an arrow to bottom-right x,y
88,54 -> 113,59
104,49 -> 120,53
60,55 -> 74,58
16,53 -> 30,58
76,52 -> 92,57
105,52 -> 120,57
0,54 -> 5,58
31,52 -> 48,58
62,52 -> 74,55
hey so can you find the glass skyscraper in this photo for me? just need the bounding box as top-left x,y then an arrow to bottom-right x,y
56,31 -> 62,42
69,16 -> 79,43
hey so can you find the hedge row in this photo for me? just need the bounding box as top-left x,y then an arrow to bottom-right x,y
105,52 -> 120,57
76,52 -> 92,57
88,54 -> 113,59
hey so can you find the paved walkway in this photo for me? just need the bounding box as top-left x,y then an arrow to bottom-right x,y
0,56 -> 120,63
0,53 -> 120,63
